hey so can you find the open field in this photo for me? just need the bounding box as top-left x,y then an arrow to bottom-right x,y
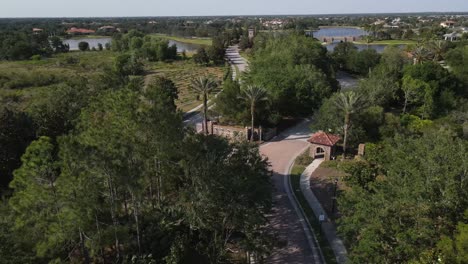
146,60 -> 224,111
0,49 -> 224,113
151,34 -> 212,46
0,50 -> 116,110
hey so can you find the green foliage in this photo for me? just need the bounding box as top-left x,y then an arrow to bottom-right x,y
338,130 -> 468,263
0,31 -> 52,60
437,210 -> 468,264
296,149 -> 313,166
332,42 -> 381,75
214,79 -> 248,125
112,31 -> 177,62
193,47 -> 210,65
0,108 -> 35,192
402,62 -> 461,118
4,76 -> 273,263
78,41 -> 89,51
248,33 -> 336,117
445,45 -> 468,88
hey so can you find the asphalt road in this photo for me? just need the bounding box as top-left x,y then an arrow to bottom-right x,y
260,120 -> 323,264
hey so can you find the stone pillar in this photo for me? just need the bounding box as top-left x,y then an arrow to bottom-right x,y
358,144 -> 366,156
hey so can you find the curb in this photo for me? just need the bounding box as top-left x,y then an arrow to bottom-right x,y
283,145 -> 325,264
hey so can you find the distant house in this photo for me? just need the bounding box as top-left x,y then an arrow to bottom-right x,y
32,28 -> 43,34
98,26 -> 117,33
440,20 -> 456,28
444,32 -> 462,41
308,131 -> 341,161
262,19 -> 285,29
66,27 -> 95,35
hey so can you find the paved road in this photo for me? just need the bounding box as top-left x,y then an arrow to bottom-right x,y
183,45 -> 248,129
336,70 -> 359,90
260,120 -> 323,264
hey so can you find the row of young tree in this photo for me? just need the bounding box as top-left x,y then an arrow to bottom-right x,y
1,66 -> 274,263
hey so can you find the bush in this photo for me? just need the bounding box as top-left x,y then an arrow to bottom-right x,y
296,148 -> 314,166
78,41 -> 89,51
30,55 -> 41,61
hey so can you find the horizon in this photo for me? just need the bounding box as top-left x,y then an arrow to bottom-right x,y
1,0 -> 468,18
2,11 -> 468,19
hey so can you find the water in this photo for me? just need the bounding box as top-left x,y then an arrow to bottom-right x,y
64,38 -> 112,51
325,43 -> 405,53
64,38 -> 202,53
313,27 -> 368,38
167,40 -> 202,53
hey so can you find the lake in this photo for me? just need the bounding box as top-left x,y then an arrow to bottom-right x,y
313,27 -> 369,38
64,38 -> 202,53
325,42 -> 405,53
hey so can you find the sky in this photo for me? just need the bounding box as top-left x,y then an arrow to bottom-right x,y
1,0 -> 468,18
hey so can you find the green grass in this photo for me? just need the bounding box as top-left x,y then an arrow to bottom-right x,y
145,60 -> 224,112
290,162 -> 338,264
151,34 -> 212,46
353,39 -> 417,45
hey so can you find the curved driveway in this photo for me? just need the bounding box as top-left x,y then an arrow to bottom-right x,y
260,120 -> 322,264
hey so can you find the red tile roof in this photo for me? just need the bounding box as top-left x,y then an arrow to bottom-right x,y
66,27 -> 95,34
308,131 -> 341,146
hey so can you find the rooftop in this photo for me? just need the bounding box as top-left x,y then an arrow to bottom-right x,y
308,131 -> 341,147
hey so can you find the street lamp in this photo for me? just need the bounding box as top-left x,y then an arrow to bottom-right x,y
331,178 -> 339,215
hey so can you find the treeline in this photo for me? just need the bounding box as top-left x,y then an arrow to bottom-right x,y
111,30 -> 177,61
1,67 -> 274,263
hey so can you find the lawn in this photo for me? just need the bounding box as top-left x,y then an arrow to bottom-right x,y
146,60 -> 224,112
353,39 -> 417,45
151,34 -> 212,46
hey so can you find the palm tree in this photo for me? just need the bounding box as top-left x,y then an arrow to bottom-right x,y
411,42 -> 432,64
190,77 -> 218,134
239,85 -> 268,142
428,40 -> 446,62
334,91 -> 364,158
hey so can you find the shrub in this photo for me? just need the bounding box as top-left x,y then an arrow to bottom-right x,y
296,148 -> 314,166
30,55 -> 41,61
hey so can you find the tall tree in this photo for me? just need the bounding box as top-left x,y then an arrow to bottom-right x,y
190,77 -> 218,134
334,91 -> 364,157
239,85 -> 268,142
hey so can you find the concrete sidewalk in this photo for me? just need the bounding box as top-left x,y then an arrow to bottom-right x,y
300,159 -> 348,264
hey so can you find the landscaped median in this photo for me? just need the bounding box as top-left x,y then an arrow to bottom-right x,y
289,150 -> 338,264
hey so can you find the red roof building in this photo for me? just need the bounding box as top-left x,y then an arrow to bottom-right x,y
308,131 -> 341,160
308,131 -> 341,146
66,27 -> 96,34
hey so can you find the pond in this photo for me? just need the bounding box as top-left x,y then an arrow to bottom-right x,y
167,40 -> 202,53
64,37 -> 112,51
64,38 -> 202,53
